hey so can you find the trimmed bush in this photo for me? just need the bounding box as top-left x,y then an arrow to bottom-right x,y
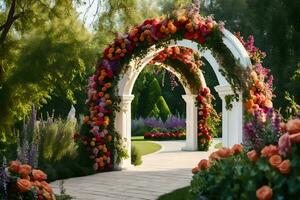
131,145 -> 142,166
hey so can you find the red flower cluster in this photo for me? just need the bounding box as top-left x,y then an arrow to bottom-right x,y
150,46 -> 202,74
144,132 -> 185,140
197,87 -> 213,150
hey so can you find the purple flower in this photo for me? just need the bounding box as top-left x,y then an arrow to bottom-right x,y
144,117 -> 164,129
165,116 -> 185,129
0,166 -> 8,200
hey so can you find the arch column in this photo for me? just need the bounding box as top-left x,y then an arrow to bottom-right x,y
181,94 -> 198,151
215,85 -> 243,147
114,94 -> 135,169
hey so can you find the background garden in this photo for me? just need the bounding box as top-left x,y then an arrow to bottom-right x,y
0,0 -> 300,199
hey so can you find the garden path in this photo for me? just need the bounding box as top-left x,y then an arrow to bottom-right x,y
50,139 -> 220,200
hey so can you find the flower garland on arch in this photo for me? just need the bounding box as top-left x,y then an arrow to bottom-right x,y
150,46 -> 214,150
78,10 -> 272,171
197,87 -> 213,150
236,33 -> 274,120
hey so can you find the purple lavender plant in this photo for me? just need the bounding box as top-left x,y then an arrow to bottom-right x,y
0,158 -> 8,200
165,116 -> 186,130
18,105 -> 40,167
144,117 -> 164,129
243,108 -> 282,151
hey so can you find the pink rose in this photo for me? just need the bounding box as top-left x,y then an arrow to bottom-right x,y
278,133 -> 291,157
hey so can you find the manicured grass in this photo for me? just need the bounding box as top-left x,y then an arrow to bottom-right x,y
131,136 -> 145,141
157,186 -> 190,200
214,142 -> 222,149
131,140 -> 161,156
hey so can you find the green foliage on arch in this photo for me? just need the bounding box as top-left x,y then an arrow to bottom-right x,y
78,9 -> 273,171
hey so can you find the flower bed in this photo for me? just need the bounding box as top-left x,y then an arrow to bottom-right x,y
190,118 -> 300,200
144,132 -> 186,140
0,161 -> 55,200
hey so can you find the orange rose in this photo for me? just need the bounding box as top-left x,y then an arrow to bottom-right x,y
42,190 -> 52,200
231,144 -> 243,154
277,159 -> 291,174
245,99 -> 254,110
217,147 -> 233,158
256,185 -> 273,200
280,122 -> 286,132
9,160 -> 21,173
286,119 -> 300,134
41,181 -> 53,193
263,99 -> 273,108
33,180 -> 43,188
209,152 -> 220,162
192,167 -> 199,174
247,150 -> 259,161
261,145 -> 278,158
197,159 -> 210,170
289,132 -> 300,144
269,154 -> 282,167
17,179 -> 33,192
32,169 -> 47,181
19,164 -> 32,177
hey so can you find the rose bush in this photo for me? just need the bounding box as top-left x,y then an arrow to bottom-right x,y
190,118 -> 300,199
0,160 -> 56,200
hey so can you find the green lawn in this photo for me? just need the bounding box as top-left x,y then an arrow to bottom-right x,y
131,135 -> 145,141
157,186 -> 190,200
131,136 -> 161,155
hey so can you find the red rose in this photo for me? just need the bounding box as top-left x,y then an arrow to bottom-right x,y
197,36 -> 206,44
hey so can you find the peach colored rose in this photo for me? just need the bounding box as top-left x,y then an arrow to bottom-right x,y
19,164 -> 32,177
197,159 -> 210,170
263,99 -> 273,108
8,160 -> 21,173
280,122 -> 286,133
209,152 -> 220,162
17,179 -> 33,192
289,132 -> 300,144
247,150 -> 259,161
261,145 -> 278,158
269,154 -> 282,167
256,185 -> 273,200
32,169 -> 47,181
192,167 -> 199,174
277,159 -> 291,174
41,181 -> 53,193
33,180 -> 42,188
42,190 -> 52,200
231,144 -> 243,154
216,147 -> 233,158
286,119 -> 300,134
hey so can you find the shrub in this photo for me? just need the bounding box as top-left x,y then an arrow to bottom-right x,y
39,119 -> 78,164
156,96 -> 172,121
131,145 -> 142,166
190,118 -> 300,199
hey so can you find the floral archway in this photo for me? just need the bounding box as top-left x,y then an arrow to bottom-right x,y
77,10 -> 273,171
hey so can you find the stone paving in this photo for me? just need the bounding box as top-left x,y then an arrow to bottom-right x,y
51,140 -> 220,200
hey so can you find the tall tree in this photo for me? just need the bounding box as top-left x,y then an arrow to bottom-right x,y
204,0 -> 300,109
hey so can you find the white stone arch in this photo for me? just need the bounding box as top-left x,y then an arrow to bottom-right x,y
115,29 -> 251,168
